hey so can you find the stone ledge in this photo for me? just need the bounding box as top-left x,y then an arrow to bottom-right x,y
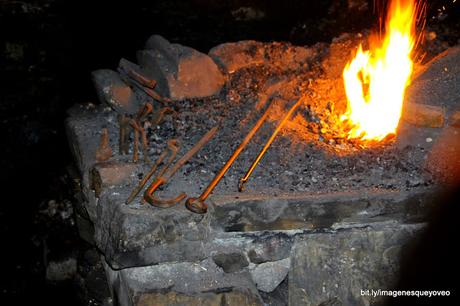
95,186 -> 435,269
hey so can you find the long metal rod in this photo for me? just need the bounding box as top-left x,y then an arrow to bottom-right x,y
143,126 -> 219,206
238,97 -> 305,191
125,139 -> 179,204
158,126 -> 218,185
185,103 -> 273,214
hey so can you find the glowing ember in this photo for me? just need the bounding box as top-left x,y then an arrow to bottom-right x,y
341,0 -> 418,141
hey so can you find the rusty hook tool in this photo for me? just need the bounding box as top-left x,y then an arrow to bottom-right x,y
144,126 -> 219,208
129,103 -> 154,163
185,102 -> 274,214
125,139 -> 179,204
238,96 -> 305,192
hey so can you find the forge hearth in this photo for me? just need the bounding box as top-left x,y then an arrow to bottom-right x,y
66,33 -> 460,306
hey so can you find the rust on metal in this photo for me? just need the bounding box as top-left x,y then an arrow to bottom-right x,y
119,73 -> 171,105
126,139 -> 179,204
238,96 -> 305,192
96,128 -> 113,162
118,114 -> 131,154
185,102 -> 274,214
151,107 -> 174,126
144,126 -> 219,208
127,103 -> 155,163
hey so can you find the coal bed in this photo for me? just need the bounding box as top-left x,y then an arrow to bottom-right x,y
66,33 -> 460,306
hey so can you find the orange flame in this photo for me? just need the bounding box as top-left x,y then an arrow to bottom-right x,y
342,0 -> 418,141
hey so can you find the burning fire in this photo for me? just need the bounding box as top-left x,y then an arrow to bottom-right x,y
341,0 -> 418,141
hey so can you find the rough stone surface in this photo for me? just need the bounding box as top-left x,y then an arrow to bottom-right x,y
211,189 -> 434,232
137,291 -> 262,306
406,46 -> 460,114
288,223 -> 424,306
209,40 -> 266,73
137,34 -> 225,100
250,258 -> 290,293
91,69 -> 140,114
65,104 -> 116,188
425,126 -> 460,185
213,252 -> 249,273
104,258 -> 263,306
90,161 -> 139,197
247,233 -> 293,264
209,40 -> 319,74
95,189 -> 212,269
93,186 -> 434,269
402,102 -> 445,128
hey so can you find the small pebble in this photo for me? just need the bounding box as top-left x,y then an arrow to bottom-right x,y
425,137 -> 433,143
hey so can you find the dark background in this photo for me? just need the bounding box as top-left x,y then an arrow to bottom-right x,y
0,0 -> 459,304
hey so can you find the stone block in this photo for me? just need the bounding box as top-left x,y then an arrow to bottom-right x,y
406,46 -> 460,112
103,259 -> 263,306
94,186 -> 434,269
90,161 -> 138,197
211,189 -> 434,232
425,126 -> 460,185
209,40 -> 319,74
402,102 -> 445,128
250,258 -> 290,293
91,69 -> 140,114
137,35 -> 225,100
209,40 -> 266,73
288,223 -> 425,306
65,105 -> 114,188
213,252 -> 249,273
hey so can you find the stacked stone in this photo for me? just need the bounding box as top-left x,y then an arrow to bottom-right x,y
66,35 -> 460,306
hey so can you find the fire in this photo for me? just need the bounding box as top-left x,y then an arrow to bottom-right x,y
341,0 -> 418,141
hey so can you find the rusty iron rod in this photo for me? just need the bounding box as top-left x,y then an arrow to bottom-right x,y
118,62 -> 157,89
120,73 -> 171,104
238,97 -> 305,192
125,139 -> 179,204
130,69 -> 157,89
144,126 -> 219,207
185,102 -> 273,214
119,114 -> 131,154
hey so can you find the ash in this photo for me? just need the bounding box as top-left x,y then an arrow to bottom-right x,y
101,34 -> 434,200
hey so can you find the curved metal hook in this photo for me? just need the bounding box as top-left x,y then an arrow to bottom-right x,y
143,177 -> 187,208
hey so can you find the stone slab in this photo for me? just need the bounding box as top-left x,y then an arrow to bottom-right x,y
288,222 -> 424,306
95,186 -> 435,269
209,40 -> 320,74
91,69 -> 140,115
137,35 -> 225,100
65,104 -> 117,188
104,258 -> 263,306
